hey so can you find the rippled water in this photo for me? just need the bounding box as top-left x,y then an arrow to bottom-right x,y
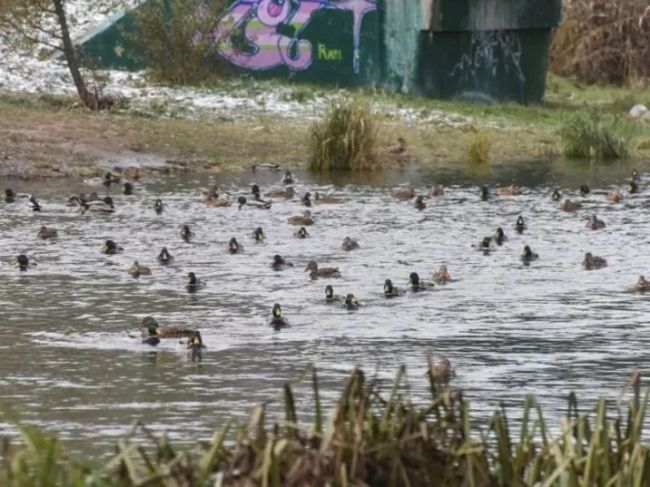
1,159 -> 649,457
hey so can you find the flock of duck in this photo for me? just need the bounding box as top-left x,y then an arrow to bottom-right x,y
3,166 -> 647,370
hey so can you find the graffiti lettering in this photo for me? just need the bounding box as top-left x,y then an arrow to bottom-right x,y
211,0 -> 376,73
317,44 -> 342,61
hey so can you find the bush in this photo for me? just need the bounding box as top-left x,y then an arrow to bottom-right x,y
558,111 -> 632,159
550,0 -> 650,85
467,127 -> 493,165
308,98 -> 380,172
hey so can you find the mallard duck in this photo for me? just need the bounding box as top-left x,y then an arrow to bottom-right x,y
579,184 -> 590,196
430,358 -> 455,384
342,237 -> 359,251
102,239 -> 123,255
634,275 -> 650,292
186,331 -> 206,356
561,199 -> 582,212
521,245 -> 539,263
607,190 -> 623,203
344,294 -> 360,311
302,192 -> 313,207
186,272 -> 206,292
583,252 -> 607,270
238,196 -> 271,210
480,185 -> 490,201
103,172 -> 121,187
253,227 -> 265,242
432,265 -> 451,285
477,236 -> 492,253
294,226 -> 309,238
37,226 -> 58,240
140,316 -> 198,340
629,180 -> 640,194
123,182 -> 134,195
269,303 -> 289,330
154,199 -> 164,214
201,185 -> 219,201
15,254 -> 32,271
305,260 -> 340,279
128,261 -> 152,278
497,184 -> 519,196
252,184 -> 271,205
384,279 -> 405,298
515,215 -> 526,234
82,196 -> 114,215
493,227 -> 507,246
282,170 -> 294,185
180,224 -> 193,243
428,184 -> 444,197
325,285 -> 341,303
227,237 -> 243,254
28,195 -> 41,212
158,247 -> 174,265
272,254 -> 293,271
288,210 -> 314,226
631,169 -> 641,182
265,186 -> 295,199
5,188 -> 15,203
552,190 -> 561,201
391,187 -> 414,201
314,192 -> 341,204
587,215 -> 606,230
205,194 -> 232,207
409,272 -> 434,292
414,196 -> 426,210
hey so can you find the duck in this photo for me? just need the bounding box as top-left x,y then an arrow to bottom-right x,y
238,196 -> 271,210
430,358 -> 455,385
180,224 -> 193,243
324,285 -> 341,303
477,236 -> 492,253
587,215 -> 606,230
28,195 -> 41,212
140,316 -> 198,340
314,192 -> 341,204
154,199 -> 164,214
15,254 -> 32,271
102,172 -> 121,187
158,247 -> 174,265
272,255 -> 293,271
634,275 -> 650,292
201,185 -> 219,202
301,192 -> 313,207
186,272 -> 206,292
414,196 -> 426,210
128,261 -> 152,278
141,327 -> 160,346
305,260 -> 340,279
391,187 -> 414,201
497,184 -> 519,196
629,180 -> 640,194
251,184 -> 271,205
81,196 -> 115,215
432,265 -> 451,285
583,252 -> 607,270
607,190 -> 623,203
521,245 -> 539,263
428,184 -> 444,197
561,199 -> 582,212
341,237 -> 359,251
493,227 -> 507,246
551,190 -> 561,201
102,239 -> 123,255
253,227 -> 265,242
579,184 -> 590,196
123,182 -> 134,195
383,279 -> 405,298
288,210 -> 314,226
344,294 -> 360,311
631,169 -> 641,182
282,170 -> 294,185
514,216 -> 526,234
227,237 -> 243,254
409,272 -> 434,292
205,194 -> 232,207
269,303 -> 289,330
294,226 -> 309,238
5,188 -> 15,203
186,331 -> 206,357
264,186 -> 295,199
480,185 -> 490,201
37,226 -> 58,240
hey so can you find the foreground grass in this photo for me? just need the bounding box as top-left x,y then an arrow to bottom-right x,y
2,364 -> 649,486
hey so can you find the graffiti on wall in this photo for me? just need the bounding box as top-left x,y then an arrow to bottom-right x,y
210,0 -> 376,73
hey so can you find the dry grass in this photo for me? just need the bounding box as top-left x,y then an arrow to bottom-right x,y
466,127 -> 493,165
558,111 -> 633,159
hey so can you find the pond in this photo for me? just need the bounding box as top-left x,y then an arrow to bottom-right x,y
0,158 -> 648,457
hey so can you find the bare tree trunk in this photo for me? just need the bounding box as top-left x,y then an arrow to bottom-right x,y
52,0 -> 96,110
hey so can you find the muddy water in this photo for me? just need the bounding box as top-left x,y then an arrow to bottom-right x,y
0,158 -> 649,457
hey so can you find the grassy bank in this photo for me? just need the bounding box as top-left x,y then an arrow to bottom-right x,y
0,75 -> 648,178
2,364 -> 649,486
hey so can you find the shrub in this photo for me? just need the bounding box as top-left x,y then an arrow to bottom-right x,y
308,98 -> 380,172
558,111 -> 631,159
467,127 -> 493,165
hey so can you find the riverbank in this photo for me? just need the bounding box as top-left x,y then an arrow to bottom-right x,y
0,75 -> 648,179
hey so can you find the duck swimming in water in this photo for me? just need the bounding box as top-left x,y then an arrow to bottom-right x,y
384,279 -> 405,298
432,265 -> 451,285
16,254 -> 32,271
264,186 -> 295,199
128,261 -> 152,278
269,303 -> 289,330
631,169 -> 641,182
607,190 -> 623,203
294,226 -> 309,239
583,252 -> 607,270
552,190 -> 561,201
288,210 -> 314,226
272,255 -> 293,271
28,195 -> 41,212
227,237 -> 243,254
497,184 -> 519,196
409,272 -> 434,292
493,227 -> 507,246
480,185 -> 490,201
282,171 -> 294,185
140,316 -> 199,341
238,196 -> 271,210
5,189 -> 15,203
123,182 -> 134,195
103,172 -> 121,187
186,272 -> 206,292
629,180 -> 639,194
102,239 -> 123,255
325,285 -> 341,303
515,216 -> 526,234
477,236 -> 492,253
305,260 -> 340,279
391,187 -> 415,201
158,247 -> 174,265
341,237 -> 359,251
314,192 -> 341,204
253,227 -> 265,242
344,294 -> 360,311
302,192 -> 313,207
37,226 -> 58,240
635,275 -> 650,292
521,245 -> 539,263
561,199 -> 582,212
414,196 -> 426,210
587,215 -> 606,230
154,199 -> 164,214
82,196 -> 114,215
579,184 -> 590,196
180,225 -> 193,243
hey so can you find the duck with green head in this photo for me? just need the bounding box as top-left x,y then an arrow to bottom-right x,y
344,294 -> 360,311
409,272 -> 433,292
414,196 -> 426,211
629,180 -> 640,194
102,239 -> 123,255
238,195 -> 271,210
180,224 -> 193,243
269,303 -> 289,330
294,227 -> 309,239
158,247 -> 174,264
282,170 -> 294,185
325,285 -> 341,303
141,316 -> 199,340
272,255 -> 293,271
82,196 -> 114,215
384,279 -> 405,298
493,227 -> 507,246
16,254 -> 31,271
302,192 -> 313,207
186,272 -> 206,292
253,227 -> 265,242
552,190 -> 561,201
480,185 -> 490,201
154,199 -> 164,214
228,237 -> 243,254
5,189 -> 15,203
123,182 -> 134,195
521,245 -> 539,263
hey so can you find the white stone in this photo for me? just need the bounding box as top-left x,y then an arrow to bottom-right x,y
629,104 -> 649,118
